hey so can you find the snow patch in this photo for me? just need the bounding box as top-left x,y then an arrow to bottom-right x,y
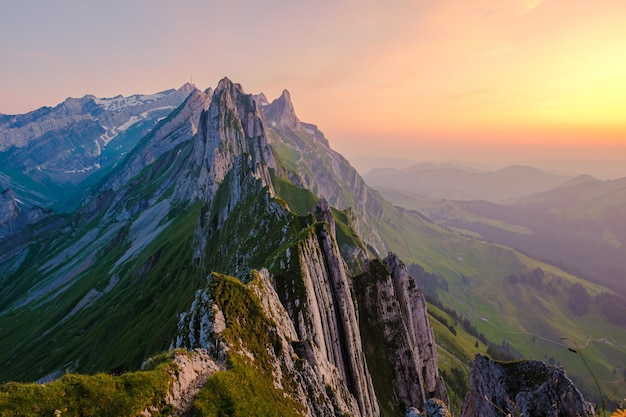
94,92 -> 167,112
64,163 -> 100,174
97,105 -> 175,147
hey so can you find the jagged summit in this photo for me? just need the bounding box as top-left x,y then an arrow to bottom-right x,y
253,92 -> 270,106
178,76 -> 275,203
264,88 -> 300,129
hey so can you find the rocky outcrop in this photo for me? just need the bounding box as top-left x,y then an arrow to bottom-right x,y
383,253 -> 444,401
0,188 -> 50,238
101,87 -> 212,194
354,254 -> 447,415
406,398 -> 451,417
79,87 -> 212,221
163,349 -> 222,415
174,268 -> 372,417
263,89 -> 301,130
271,201 -> 380,417
251,269 -> 368,417
460,354 -> 595,417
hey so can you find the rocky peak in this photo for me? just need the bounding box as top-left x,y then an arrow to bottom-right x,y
179,82 -> 196,96
461,354 -> 595,417
263,89 -> 300,130
181,77 -> 275,203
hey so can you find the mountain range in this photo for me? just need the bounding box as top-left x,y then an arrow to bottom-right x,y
0,78 -> 617,416
0,84 -> 194,210
364,162 -> 575,203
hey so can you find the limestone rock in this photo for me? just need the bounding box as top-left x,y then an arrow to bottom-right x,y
262,89 -> 300,130
405,398 -> 451,417
177,77 -> 275,204
0,188 -> 50,238
354,253 -> 447,414
460,354 -> 595,417
164,349 -> 222,414
261,90 -> 386,256
0,84 -> 194,208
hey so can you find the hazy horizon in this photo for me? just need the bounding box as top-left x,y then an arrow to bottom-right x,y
2,0 -> 625,181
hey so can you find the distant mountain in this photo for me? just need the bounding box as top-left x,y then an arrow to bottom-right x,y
409,176 -> 626,296
0,84 -> 195,210
364,163 -> 572,203
552,174 -> 598,189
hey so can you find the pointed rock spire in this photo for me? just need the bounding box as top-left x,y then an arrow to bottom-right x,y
263,89 -> 300,130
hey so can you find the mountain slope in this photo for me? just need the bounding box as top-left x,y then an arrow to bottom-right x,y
1,78 -> 623,414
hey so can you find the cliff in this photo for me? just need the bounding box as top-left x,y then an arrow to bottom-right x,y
354,254 -> 447,416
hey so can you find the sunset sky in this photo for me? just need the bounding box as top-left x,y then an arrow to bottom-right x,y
2,0 -> 625,177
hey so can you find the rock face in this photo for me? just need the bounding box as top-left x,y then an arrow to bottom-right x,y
461,354 -> 595,417
80,87 -> 212,219
263,89 -> 301,130
173,197 -> 387,417
354,254 -> 447,415
95,87 -> 212,195
179,78 -> 275,204
159,349 -> 222,415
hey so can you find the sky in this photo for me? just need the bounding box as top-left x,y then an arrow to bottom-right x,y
1,0 -> 626,177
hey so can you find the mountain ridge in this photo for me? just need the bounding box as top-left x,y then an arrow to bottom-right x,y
0,78 -> 450,416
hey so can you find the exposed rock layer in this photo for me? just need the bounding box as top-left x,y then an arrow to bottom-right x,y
354,254 -> 447,415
